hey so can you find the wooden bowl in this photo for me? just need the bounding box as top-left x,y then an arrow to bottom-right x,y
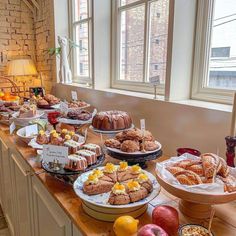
156,172 -> 236,219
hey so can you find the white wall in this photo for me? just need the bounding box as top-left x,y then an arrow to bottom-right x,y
54,83 -> 231,159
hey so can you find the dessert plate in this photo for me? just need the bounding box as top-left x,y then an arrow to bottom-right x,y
12,110 -> 45,121
28,133 -> 85,150
89,124 -> 135,134
73,167 -> 160,209
106,140 -> 162,156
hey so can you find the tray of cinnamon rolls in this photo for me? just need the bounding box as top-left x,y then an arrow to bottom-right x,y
156,153 -> 236,202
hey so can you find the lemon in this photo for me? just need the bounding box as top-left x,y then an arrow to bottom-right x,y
113,216 -> 139,236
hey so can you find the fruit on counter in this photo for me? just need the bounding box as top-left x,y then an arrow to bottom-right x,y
137,224 -> 169,236
0,92 -> 20,101
0,91 -> 4,98
113,215 -> 139,236
152,205 -> 179,236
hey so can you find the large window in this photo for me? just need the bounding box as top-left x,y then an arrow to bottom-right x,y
112,0 -> 169,93
192,0 -> 236,104
70,0 -> 93,84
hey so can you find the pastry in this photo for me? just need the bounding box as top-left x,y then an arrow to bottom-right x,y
127,180 -> 148,203
36,130 -> 49,145
218,157 -> 229,178
92,169 -> 113,182
68,100 -> 88,108
108,183 -> 130,205
37,98 -> 49,106
76,150 -> 97,165
104,138 -> 121,149
92,110 -> 132,131
64,154 -> 88,171
103,163 -> 117,182
117,164 -> 142,182
186,164 -> 204,176
166,166 -> 185,175
136,173 -> 153,193
174,170 -> 203,185
201,153 -> 221,178
174,159 -> 201,169
82,143 -> 102,156
64,140 -> 81,154
67,110 -> 92,120
220,175 -> 236,192
49,129 -> 57,140
141,141 -> 159,151
44,94 -> 60,105
61,129 -> 69,139
18,104 -> 36,118
83,174 -> 114,195
50,133 -> 63,146
120,140 -> 140,153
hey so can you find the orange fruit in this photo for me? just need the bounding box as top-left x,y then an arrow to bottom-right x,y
113,216 -> 139,236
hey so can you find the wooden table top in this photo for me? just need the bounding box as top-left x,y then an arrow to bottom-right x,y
0,124 -> 236,236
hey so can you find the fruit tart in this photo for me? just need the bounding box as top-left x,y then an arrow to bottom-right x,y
108,183 -> 130,205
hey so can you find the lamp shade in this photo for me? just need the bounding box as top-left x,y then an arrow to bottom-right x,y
6,58 -> 38,76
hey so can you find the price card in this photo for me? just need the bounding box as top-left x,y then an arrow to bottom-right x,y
43,144 -> 69,164
149,76 -> 160,86
84,128 -> 88,141
10,122 -> 16,135
71,91 -> 78,101
140,119 -> 146,134
25,124 -> 38,137
60,102 -> 68,114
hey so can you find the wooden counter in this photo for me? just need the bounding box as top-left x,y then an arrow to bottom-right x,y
0,124 -> 236,236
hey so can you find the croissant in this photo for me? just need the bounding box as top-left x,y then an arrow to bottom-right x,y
166,166 -> 185,175
174,159 -> 201,169
201,153 -> 222,178
174,170 -> 203,185
218,157 -> 229,178
186,164 -> 204,176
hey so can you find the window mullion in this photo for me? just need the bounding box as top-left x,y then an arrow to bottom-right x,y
143,1 -> 151,82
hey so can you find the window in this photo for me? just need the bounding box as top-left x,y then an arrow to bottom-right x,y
112,0 -> 169,93
192,0 -> 236,104
70,0 -> 93,83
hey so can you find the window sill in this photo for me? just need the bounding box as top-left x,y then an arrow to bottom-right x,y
59,83 -> 232,113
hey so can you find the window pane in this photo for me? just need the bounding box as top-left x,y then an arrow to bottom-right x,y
74,0 -> 88,22
75,23 -> 89,77
121,0 -> 139,6
148,0 -> 169,84
119,5 -> 145,82
208,0 -> 236,89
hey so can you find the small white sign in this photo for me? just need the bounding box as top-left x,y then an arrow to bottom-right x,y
25,124 -> 38,137
150,76 -> 160,86
10,122 -> 16,135
140,119 -> 146,132
84,128 -> 88,141
60,102 -> 68,114
43,144 -> 69,164
71,91 -> 78,101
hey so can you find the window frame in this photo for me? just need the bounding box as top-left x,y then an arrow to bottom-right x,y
111,0 -> 169,94
191,0 -> 235,104
69,0 -> 94,85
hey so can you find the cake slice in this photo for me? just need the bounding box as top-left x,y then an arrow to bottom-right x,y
82,143 -> 102,156
64,154 -> 88,171
136,173 -> 153,193
83,174 -> 114,195
76,150 -> 97,165
64,139 -> 82,154
108,183 -> 130,205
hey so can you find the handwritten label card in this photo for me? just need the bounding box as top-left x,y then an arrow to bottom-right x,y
43,144 -> 69,164
25,124 -> 38,137
150,76 -> 160,86
60,102 -> 69,115
71,91 -> 78,101
140,119 -> 146,133
10,122 -> 16,135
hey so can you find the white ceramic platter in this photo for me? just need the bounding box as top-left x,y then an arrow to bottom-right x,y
89,124 -> 135,134
106,141 -> 162,156
73,166 -> 160,209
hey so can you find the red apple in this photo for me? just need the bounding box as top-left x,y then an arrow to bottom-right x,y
137,224 -> 169,236
152,205 -> 179,236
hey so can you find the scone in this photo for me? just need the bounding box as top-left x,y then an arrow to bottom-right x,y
104,138 -> 121,149
127,180 -> 148,203
136,173 -> 153,193
108,183 -> 130,205
83,174 -> 114,195
103,163 -> 117,182
120,140 -> 140,153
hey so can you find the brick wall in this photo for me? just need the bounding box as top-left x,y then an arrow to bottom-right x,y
0,0 -> 55,94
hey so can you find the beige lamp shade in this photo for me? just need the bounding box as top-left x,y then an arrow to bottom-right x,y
6,58 -> 38,76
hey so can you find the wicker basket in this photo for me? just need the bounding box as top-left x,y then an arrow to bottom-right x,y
0,76 -> 21,96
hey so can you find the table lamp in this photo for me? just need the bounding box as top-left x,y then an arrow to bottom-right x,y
6,58 -> 38,97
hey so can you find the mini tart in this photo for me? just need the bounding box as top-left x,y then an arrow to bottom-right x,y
108,183 -> 130,205
136,173 -> 153,193
103,163 -> 118,182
